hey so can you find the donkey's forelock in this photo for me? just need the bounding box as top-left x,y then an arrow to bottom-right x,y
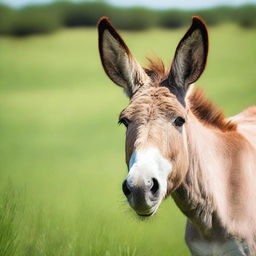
144,58 -> 168,84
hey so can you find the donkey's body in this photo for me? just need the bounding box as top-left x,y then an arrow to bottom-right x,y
174,96 -> 256,255
98,16 -> 256,255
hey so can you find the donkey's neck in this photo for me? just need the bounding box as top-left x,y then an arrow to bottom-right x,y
172,110 -> 231,238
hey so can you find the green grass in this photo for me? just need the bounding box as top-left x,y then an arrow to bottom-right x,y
0,24 -> 255,256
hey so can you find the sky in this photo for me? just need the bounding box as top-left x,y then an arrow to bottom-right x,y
1,0 -> 256,9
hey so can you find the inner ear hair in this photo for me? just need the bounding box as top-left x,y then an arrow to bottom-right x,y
165,16 -> 208,105
98,17 -> 131,90
98,16 -> 150,98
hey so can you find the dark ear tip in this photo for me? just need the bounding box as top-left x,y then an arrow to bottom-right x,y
97,16 -> 111,29
191,16 -> 208,31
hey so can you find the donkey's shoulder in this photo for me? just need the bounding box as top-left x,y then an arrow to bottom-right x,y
230,105 -> 256,124
230,106 -> 256,124
229,106 -> 256,149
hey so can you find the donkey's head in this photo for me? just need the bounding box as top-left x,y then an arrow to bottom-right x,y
98,16 -> 208,217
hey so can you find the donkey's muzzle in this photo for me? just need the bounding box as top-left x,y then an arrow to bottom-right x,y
122,177 -> 160,216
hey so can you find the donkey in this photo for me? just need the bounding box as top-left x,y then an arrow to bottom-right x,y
97,16 -> 256,255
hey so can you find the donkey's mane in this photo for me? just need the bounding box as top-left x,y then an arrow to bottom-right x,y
188,88 -> 237,131
146,58 -> 237,132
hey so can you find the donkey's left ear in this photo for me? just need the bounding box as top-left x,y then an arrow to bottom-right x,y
98,17 -> 150,98
165,16 -> 208,105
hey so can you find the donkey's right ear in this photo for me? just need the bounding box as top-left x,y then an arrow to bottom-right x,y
98,17 -> 149,98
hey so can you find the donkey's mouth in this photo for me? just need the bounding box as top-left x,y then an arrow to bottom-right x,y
135,203 -> 160,218
137,211 -> 154,217
128,190 -> 164,218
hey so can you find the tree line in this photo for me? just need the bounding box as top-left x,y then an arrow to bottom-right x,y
0,1 -> 255,36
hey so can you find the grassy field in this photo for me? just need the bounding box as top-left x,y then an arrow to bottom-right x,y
0,24 -> 256,256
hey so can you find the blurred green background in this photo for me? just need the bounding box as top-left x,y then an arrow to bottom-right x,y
0,0 -> 256,255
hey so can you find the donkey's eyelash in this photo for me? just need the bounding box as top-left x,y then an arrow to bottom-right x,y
118,117 -> 131,127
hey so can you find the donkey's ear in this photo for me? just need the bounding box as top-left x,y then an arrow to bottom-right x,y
165,16 -> 208,105
98,17 -> 149,98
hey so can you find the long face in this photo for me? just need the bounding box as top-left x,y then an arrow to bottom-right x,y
120,87 -> 189,216
98,16 -> 208,217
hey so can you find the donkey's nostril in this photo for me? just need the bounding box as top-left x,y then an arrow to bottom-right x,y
150,178 -> 159,195
122,180 -> 131,197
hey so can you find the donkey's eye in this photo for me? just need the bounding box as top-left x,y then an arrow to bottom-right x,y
118,117 -> 130,127
174,117 -> 185,127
